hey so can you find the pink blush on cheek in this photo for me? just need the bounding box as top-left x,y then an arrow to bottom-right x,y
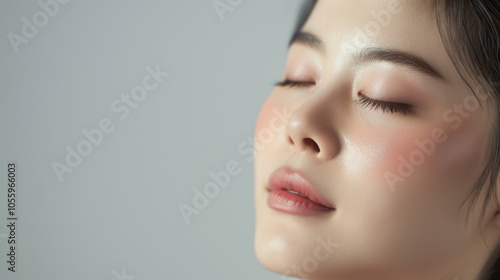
344,121 -> 444,191
367,121 -> 486,193
255,96 -> 289,136
255,98 -> 275,134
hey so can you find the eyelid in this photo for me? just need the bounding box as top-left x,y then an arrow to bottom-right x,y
275,79 -> 315,88
355,92 -> 412,115
276,81 -> 412,115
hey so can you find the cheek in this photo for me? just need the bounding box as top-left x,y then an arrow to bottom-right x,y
342,119 -> 434,192
341,112 -> 489,266
255,96 -> 276,135
348,117 -> 486,194
254,94 -> 291,151
256,95 -> 285,133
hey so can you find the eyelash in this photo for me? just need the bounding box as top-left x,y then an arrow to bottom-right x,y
355,93 -> 411,115
275,79 -> 412,115
275,79 -> 315,87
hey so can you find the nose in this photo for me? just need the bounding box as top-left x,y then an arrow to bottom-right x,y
284,97 -> 341,161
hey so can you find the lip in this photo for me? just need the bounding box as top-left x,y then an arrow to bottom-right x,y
266,166 -> 335,215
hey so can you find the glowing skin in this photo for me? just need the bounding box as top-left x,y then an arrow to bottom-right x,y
253,1 -> 500,279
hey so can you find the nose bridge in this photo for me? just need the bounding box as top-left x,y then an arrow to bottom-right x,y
285,89 -> 342,160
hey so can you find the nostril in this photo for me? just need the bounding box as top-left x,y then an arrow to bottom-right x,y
287,135 -> 294,145
303,138 -> 320,153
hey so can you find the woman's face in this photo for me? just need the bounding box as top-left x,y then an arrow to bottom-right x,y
253,0 -> 498,279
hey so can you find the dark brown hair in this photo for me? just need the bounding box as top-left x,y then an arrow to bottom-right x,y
293,1 -> 500,279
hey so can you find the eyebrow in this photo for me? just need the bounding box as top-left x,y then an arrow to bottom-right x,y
289,31 -> 325,51
289,31 -> 445,80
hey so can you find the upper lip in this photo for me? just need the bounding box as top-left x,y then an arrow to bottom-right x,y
267,166 -> 334,209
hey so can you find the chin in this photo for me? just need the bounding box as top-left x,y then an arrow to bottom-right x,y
254,194 -> 342,280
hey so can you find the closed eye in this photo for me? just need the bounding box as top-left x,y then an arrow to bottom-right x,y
355,93 -> 411,115
275,79 -> 315,88
276,81 -> 411,115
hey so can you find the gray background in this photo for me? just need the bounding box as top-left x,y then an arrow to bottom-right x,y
0,0 -> 304,279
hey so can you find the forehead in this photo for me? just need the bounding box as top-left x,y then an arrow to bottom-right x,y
300,0 -> 457,83
303,0 -> 435,43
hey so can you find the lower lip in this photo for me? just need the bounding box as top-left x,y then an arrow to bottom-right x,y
267,189 -> 334,215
